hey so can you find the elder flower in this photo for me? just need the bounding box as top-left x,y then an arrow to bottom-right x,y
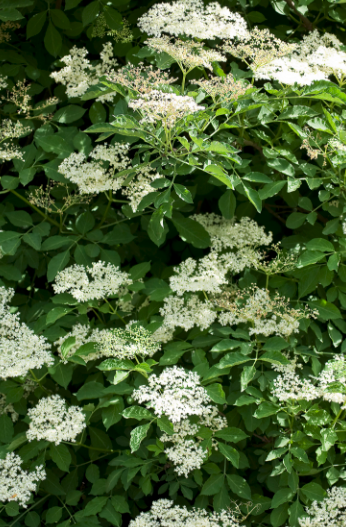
108,63 -> 177,95
53,261 -> 132,302
58,143 -> 131,194
137,0 -> 249,41
132,366 -> 213,423
51,43 -> 118,101
129,499 -> 242,527
299,486 -> 346,527
26,395 -> 86,445
129,90 -> 204,129
0,453 -> 46,508
0,287 -> 53,380
146,36 -> 226,73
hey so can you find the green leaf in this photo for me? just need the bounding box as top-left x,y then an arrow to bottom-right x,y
173,184 -> 193,204
242,184 -> 262,212
260,351 -> 291,366
6,210 -> 33,228
26,11 -> 47,38
83,496 -> 108,516
243,172 -> 272,183
103,6 -> 122,30
76,381 -> 105,401
122,406 -> 155,420
47,306 -> 73,325
218,443 -> 240,468
254,402 -> 279,418
0,8 -> 23,21
201,474 -> 224,496
0,414 -> 14,443
82,0 -> 100,26
321,429 -> 338,452
205,383 -> 226,404
50,9 -> 71,30
297,251 -> 326,268
23,232 -> 42,250
204,164 -> 234,188
286,212 -> 306,229
300,482 -> 326,502
171,212 -> 211,249
306,238 -> 334,252
215,427 -> 248,443
271,488 -> 294,508
148,209 -> 166,247
49,444 -> 72,472
271,504 -> 289,527
76,211 -> 95,234
226,474 -> 251,499
130,423 -> 151,453
157,415 -> 174,435
218,189 -> 236,219
217,352 -> 252,369
53,105 -> 86,124
308,299 -> 342,320
47,250 -> 70,282
129,262 -> 151,280
289,500 -> 306,527
213,485 -> 230,511
259,181 -> 286,200
102,399 -> 124,431
44,22 -> 62,57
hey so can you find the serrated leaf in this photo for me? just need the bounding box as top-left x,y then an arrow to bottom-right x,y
130,423 -> 150,453
122,406 -> 155,420
218,443 -> 240,467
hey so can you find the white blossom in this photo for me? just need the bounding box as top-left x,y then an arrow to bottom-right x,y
129,90 -> 204,128
299,486 -> 346,527
159,294 -> 217,332
0,453 -> 46,508
51,43 -> 118,101
271,358 -> 320,402
129,499 -> 241,527
122,166 -> 162,212
27,395 -> 86,445
217,287 -> 316,338
132,366 -> 212,423
192,214 -> 273,252
164,439 -> 207,477
53,261 -> 132,302
317,355 -> 346,407
58,143 -> 131,194
0,287 -> 53,380
137,0 -> 248,41
169,252 -> 228,296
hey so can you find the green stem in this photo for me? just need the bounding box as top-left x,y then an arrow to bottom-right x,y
30,369 -> 50,394
98,190 -> 113,228
332,407 -> 344,429
64,441 -> 116,453
10,190 -> 60,228
9,496 -> 49,527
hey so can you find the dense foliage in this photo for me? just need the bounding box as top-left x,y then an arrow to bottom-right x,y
2,0 -> 346,526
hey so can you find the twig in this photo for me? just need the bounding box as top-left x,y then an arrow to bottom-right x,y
283,0 -> 314,31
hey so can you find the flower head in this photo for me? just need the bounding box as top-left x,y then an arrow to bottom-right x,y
0,453 -> 46,508
53,262 -> 132,302
27,395 -> 86,445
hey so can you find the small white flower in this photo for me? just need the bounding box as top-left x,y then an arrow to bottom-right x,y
53,261 -> 132,302
27,395 -> 86,445
0,453 -> 46,508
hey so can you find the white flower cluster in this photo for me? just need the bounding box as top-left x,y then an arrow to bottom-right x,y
0,74 -> 7,89
58,143 -> 131,194
317,355 -> 346,407
217,287 -> 316,338
271,358 -> 320,402
122,166 -> 161,212
299,486 -> 346,527
159,294 -> 217,333
129,500 -> 241,527
146,36 -> 226,72
255,29 -> 346,85
138,0 -> 248,41
27,395 -> 86,445
169,215 -> 273,296
129,90 -> 204,128
133,366 -> 212,423
51,43 -> 118,101
161,408 -> 227,476
272,355 -> 346,405
0,287 -> 53,380
53,261 -> 132,302
56,322 -> 161,363
0,453 -> 46,508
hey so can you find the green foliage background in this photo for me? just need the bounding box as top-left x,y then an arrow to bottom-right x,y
1,0 -> 346,526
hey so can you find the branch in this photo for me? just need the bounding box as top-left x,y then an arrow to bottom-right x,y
283,0 -> 314,31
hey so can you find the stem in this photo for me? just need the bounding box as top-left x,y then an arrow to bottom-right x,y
98,190 -> 113,228
332,408 -> 344,429
9,496 -> 49,527
30,369 -> 50,394
64,441 -> 116,453
10,190 -> 60,228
